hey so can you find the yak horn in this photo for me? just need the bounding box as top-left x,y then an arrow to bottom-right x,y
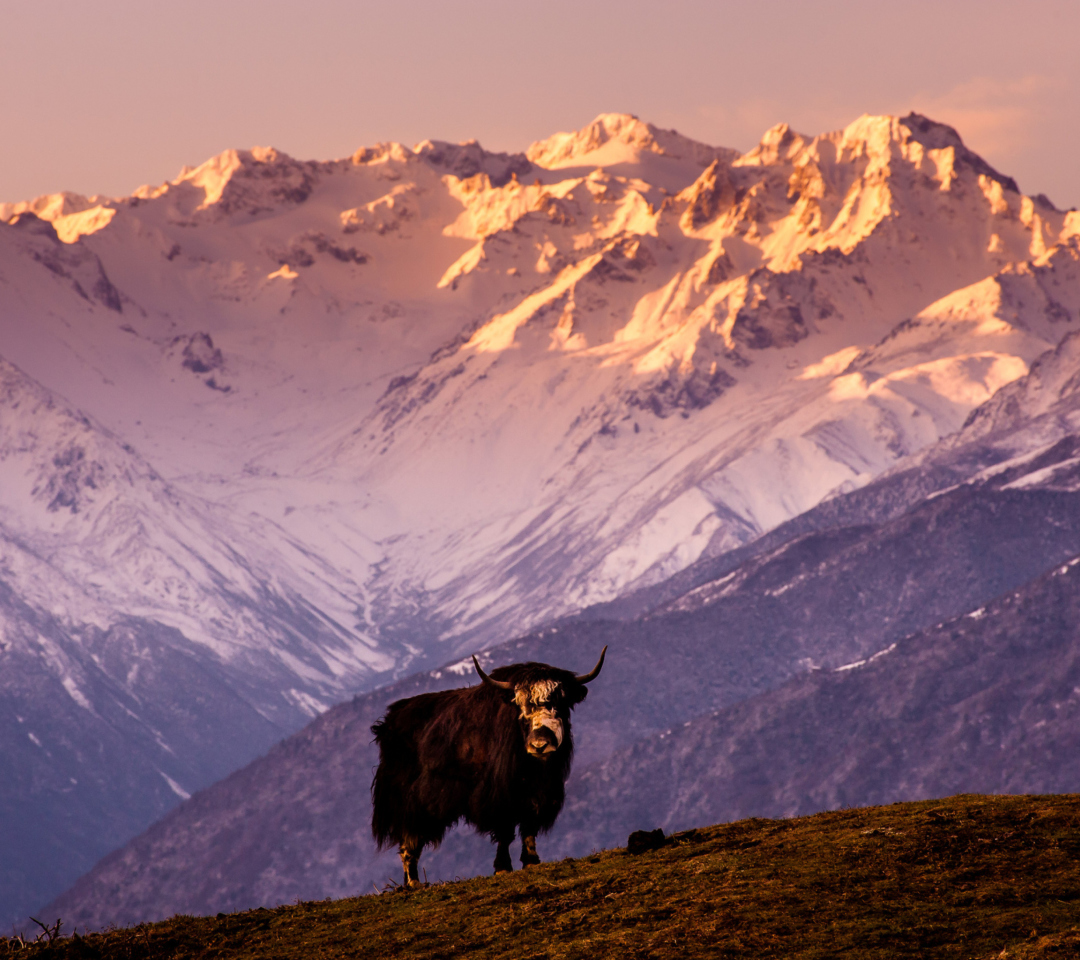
473,655 -> 513,690
574,646 -> 608,684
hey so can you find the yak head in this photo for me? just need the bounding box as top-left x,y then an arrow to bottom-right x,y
472,647 -> 607,759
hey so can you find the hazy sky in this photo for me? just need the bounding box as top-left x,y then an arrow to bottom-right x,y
2,0 -> 1078,207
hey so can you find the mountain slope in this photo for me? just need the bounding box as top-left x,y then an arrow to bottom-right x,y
0,353 -> 390,690
44,342 -> 1080,927
559,542 -> 1080,853
555,329 -> 1080,850
0,355 -> 396,925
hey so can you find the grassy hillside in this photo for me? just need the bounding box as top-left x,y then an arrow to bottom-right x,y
9,794 -> 1080,959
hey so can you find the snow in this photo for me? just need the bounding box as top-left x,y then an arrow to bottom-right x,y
1003,456 -> 1080,490
592,486 -> 723,593
160,773 -> 191,800
2,109 -> 1079,689
60,675 -> 93,711
835,643 -> 896,672
52,205 -> 117,243
799,346 -> 862,379
444,657 -> 477,676
285,689 -> 330,718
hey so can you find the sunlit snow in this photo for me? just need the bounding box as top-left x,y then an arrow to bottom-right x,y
2,109 -> 1080,698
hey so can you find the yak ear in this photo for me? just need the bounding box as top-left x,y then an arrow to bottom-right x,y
567,683 -> 589,707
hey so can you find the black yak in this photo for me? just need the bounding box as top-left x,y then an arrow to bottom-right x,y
370,647 -> 607,888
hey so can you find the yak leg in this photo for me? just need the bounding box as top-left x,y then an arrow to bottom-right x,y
493,828 -> 514,875
519,815 -> 540,868
399,835 -> 423,889
520,833 -> 540,868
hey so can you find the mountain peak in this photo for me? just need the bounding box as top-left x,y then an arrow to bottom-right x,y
527,113 -> 733,170
732,112 -> 1022,202
0,190 -> 100,224
898,112 -> 1019,194
413,138 -> 532,187
735,121 -> 810,166
173,145 -> 315,215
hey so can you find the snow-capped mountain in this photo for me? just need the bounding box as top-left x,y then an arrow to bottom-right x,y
5,112 -> 1078,654
3,110 -> 1080,924
0,351 -> 397,926
0,349 -> 394,707
327,114 -> 1080,641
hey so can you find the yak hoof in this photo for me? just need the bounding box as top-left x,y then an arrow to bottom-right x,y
494,849 -> 514,874
521,853 -> 541,868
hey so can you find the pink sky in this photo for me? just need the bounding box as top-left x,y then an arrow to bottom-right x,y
2,0 -> 1078,207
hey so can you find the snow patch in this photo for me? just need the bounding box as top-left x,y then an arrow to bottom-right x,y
835,643 -> 896,672
160,772 -> 191,800
61,675 -> 93,711
285,689 -> 329,718
445,657 -> 477,677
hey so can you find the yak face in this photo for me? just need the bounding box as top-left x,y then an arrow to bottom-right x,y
514,679 -> 569,758
472,647 -> 607,761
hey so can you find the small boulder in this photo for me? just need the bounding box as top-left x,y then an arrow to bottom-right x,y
627,828 -> 669,855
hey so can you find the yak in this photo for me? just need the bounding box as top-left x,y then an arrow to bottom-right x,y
370,646 -> 606,888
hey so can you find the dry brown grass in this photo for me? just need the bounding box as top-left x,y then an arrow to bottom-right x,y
8,794 -> 1080,959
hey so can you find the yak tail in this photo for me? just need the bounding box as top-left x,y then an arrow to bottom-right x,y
370,718 -> 392,847
370,766 -> 396,848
